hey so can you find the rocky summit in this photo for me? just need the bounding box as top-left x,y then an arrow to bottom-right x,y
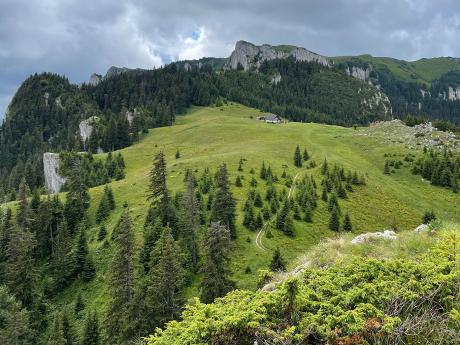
226,40 -> 330,70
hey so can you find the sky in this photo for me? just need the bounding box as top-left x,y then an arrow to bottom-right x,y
2,0 -> 460,119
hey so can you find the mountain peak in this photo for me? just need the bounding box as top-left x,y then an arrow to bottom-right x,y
227,40 -> 329,70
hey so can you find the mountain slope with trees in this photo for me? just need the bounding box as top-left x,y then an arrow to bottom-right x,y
1,103 -> 459,344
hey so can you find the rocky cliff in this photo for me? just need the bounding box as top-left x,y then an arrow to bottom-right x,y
43,152 -> 66,194
346,66 -> 371,82
226,41 -> 329,70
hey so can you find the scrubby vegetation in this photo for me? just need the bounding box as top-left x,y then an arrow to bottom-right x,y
148,223 -> 460,345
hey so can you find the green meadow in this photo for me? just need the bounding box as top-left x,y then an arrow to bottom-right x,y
47,102 -> 459,321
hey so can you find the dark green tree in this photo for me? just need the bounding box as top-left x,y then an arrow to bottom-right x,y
422,210 -> 437,224
302,148 -> 310,161
81,312 -> 100,345
105,209 -> 136,342
16,178 -> 32,230
294,145 -> 302,167
384,161 -> 391,175
211,164 -> 236,238
178,173 -> 199,269
200,222 -> 234,303
73,226 -> 95,281
343,213 -> 352,232
270,247 -> 286,272
52,222 -> 74,290
146,227 -> 184,326
329,206 -> 340,232
0,286 -> 32,345
4,224 -> 36,308
140,219 -> 163,272
235,175 -> 242,187
147,151 -> 170,225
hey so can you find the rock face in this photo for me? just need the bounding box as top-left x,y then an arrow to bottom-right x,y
226,41 -> 329,70
43,153 -> 66,194
448,86 -> 460,101
89,73 -> 102,86
346,66 -> 371,82
125,108 -> 140,125
351,230 -> 397,244
414,224 -> 430,233
79,116 -> 99,142
105,66 -> 131,79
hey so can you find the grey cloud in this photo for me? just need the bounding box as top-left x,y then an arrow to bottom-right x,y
2,0 -> 460,119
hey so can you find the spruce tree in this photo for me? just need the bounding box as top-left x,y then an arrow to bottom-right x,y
105,209 -> 135,342
254,192 -> 263,207
343,213 -> 352,232
270,247 -> 286,272
302,148 -> 310,161
384,161 -> 391,175
148,151 -> 170,225
283,214 -> 295,237
294,145 -> 302,167
4,223 -> 36,308
211,164 -> 236,238
64,158 -> 90,234
106,185 -> 115,210
16,178 -> 32,230
321,187 -> 328,202
276,201 -> 289,231
321,158 -> 329,175
260,161 -> 267,179
97,225 -> 107,241
74,293 -> 85,315
329,206 -> 340,231
140,219 -> 163,272
146,227 -> 184,326
235,175 -> 242,187
200,222 -> 234,303
0,286 -> 32,345
96,193 -> 110,223
61,310 -> 77,345
52,222 -> 74,289
73,227 -> 95,281
328,192 -> 340,213
178,173 -> 199,268
81,312 -> 100,345
48,314 -> 66,345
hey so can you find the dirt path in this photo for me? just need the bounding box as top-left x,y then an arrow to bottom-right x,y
255,171 -> 302,251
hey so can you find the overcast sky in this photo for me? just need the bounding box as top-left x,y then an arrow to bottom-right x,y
2,0 -> 460,119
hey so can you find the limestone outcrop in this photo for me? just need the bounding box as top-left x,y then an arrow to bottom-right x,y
43,152 -> 66,194
89,73 -> 102,86
79,116 -> 99,142
346,66 -> 371,82
226,40 -> 329,70
351,230 -> 397,244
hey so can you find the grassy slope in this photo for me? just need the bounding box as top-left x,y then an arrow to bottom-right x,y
48,103 -> 460,329
332,55 -> 460,84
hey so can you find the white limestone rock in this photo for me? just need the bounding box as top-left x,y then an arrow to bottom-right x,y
43,153 -> 66,194
414,224 -> 430,233
79,116 -> 99,142
351,230 -> 397,244
448,86 -> 460,101
226,40 -> 329,71
89,73 -> 102,86
346,66 -> 371,81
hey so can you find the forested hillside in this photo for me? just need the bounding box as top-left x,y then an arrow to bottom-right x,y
0,57 -> 390,198
334,55 -> 460,124
1,104 -> 459,344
